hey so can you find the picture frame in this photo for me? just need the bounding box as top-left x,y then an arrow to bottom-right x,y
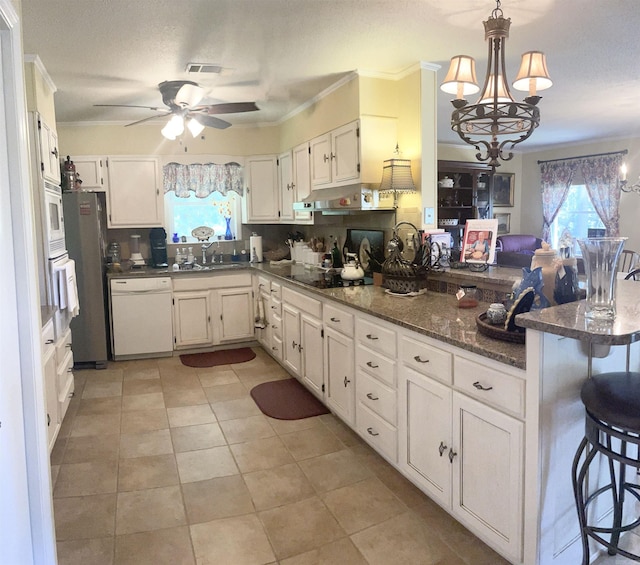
493,172 -> 515,207
494,212 -> 511,235
460,219 -> 499,264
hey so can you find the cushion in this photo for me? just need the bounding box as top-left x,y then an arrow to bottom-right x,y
497,235 -> 542,253
581,372 -> 640,431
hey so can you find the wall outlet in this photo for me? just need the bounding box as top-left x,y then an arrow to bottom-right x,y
424,207 -> 435,224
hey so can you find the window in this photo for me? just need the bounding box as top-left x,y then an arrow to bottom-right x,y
549,184 -> 604,252
164,191 -> 242,243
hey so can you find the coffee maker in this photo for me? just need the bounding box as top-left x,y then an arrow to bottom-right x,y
149,227 -> 168,268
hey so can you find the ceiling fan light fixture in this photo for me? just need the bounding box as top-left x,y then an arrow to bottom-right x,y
187,117 -> 205,137
161,114 -> 184,140
174,83 -> 204,108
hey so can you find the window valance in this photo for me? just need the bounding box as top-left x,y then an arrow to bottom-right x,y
163,162 -> 244,198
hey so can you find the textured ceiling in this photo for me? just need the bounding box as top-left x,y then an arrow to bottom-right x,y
20,0 -> 640,152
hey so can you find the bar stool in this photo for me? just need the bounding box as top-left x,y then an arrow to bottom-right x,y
572,371 -> 640,564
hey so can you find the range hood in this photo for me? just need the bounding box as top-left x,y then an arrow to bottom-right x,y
293,185 -> 395,214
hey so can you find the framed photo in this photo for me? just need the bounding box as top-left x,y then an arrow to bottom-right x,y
494,212 -> 511,234
461,219 -> 499,264
493,173 -> 515,207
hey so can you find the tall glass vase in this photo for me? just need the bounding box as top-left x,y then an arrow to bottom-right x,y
224,217 -> 233,240
577,237 -> 627,319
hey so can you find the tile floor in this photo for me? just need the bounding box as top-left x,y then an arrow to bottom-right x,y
50,346 -> 511,565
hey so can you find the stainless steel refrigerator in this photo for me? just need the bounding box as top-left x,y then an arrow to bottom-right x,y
62,191 -> 109,368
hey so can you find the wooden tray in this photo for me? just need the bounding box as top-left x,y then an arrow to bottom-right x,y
476,313 -> 525,344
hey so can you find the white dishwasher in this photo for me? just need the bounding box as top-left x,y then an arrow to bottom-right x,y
110,277 -> 173,359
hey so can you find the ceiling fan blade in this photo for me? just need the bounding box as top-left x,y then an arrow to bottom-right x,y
192,114 -> 232,130
197,102 -> 259,115
94,104 -> 164,111
125,112 -> 171,127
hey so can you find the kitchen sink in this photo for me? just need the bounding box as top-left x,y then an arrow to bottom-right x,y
176,263 -> 247,272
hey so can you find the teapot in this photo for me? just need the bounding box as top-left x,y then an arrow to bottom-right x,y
341,253 -> 365,280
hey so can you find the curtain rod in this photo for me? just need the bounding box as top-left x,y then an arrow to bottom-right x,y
537,149 -> 628,165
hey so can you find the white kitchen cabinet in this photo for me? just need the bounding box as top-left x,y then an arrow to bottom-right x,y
215,287 -> 254,343
42,320 -> 59,453
398,330 -> 524,563
37,116 -> 61,185
173,272 -> 255,350
282,287 -> 324,398
72,155 -> 106,191
173,291 -> 212,348
106,156 -> 162,228
278,151 -> 295,223
451,392 -> 523,562
245,155 -> 279,223
310,120 -> 359,189
292,142 -> 313,223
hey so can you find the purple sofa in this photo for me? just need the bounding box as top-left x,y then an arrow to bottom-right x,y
495,234 -> 543,268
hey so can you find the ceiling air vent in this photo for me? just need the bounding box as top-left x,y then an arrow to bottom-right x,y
186,63 -> 223,74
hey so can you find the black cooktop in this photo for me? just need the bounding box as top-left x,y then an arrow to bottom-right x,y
286,272 -> 373,289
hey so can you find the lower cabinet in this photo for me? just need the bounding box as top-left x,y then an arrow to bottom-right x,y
42,320 -> 59,453
324,327 -> 355,425
173,273 -> 253,350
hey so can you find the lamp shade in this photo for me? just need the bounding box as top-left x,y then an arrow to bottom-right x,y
479,73 -> 514,104
440,55 -> 480,99
174,82 -> 204,108
161,114 -> 185,140
513,51 -> 552,95
379,158 -> 416,194
187,117 -> 205,137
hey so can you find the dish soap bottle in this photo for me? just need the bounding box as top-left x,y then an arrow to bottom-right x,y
331,239 -> 343,269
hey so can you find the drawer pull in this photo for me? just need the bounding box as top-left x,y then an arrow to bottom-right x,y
414,355 -> 429,363
472,381 -> 493,391
438,441 -> 447,456
291,340 -> 298,349
330,317 -> 341,322
366,361 -> 379,369
343,376 -> 351,387
366,392 -> 379,401
47,413 -> 51,427
272,324 -> 278,329
66,343 -> 72,348
366,427 -> 379,437
271,346 -> 279,351
271,305 -> 278,310
45,339 -> 54,344
270,289 -> 277,293
366,334 -> 378,340
448,448 -> 458,463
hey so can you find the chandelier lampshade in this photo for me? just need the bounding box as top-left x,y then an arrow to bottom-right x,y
440,0 -> 552,169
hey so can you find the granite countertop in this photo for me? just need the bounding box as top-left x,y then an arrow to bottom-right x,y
255,263 -> 526,370
516,279 -> 640,345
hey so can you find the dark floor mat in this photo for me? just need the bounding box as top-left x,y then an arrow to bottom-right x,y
180,348 -> 256,368
250,378 -> 329,420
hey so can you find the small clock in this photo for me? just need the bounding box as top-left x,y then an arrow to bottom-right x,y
191,226 -> 214,241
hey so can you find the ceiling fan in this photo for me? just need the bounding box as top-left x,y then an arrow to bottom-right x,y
95,80 -> 259,139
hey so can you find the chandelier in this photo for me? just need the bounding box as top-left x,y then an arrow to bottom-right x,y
440,0 -> 552,169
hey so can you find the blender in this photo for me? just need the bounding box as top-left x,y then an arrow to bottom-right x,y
129,234 -> 145,267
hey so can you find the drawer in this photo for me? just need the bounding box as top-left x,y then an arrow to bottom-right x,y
172,272 -> 250,291
356,317 -> 396,358
454,357 -> 525,418
356,344 -> 396,387
271,335 -> 283,361
42,319 -> 55,353
323,303 -> 354,337
270,281 -> 282,301
269,297 -> 282,318
356,402 -> 397,463
55,326 -> 73,365
257,276 -> 271,293
282,287 -> 321,318
271,313 -> 282,340
400,334 -> 453,385
356,369 -> 397,425
56,349 -> 74,403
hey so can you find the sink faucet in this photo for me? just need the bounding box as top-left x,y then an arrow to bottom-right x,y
201,241 -> 215,264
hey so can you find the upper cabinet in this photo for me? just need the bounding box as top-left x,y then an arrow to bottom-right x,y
106,156 -> 163,228
278,150 -> 295,223
310,121 -> 360,189
37,118 -> 61,185
292,142 -> 313,223
245,155 -> 279,223
72,156 -> 106,192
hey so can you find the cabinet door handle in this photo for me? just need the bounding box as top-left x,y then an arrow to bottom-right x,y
330,317 -> 340,322
51,147 -> 58,158
414,355 -> 429,363
45,339 -> 54,344
366,393 -> 379,401
343,376 -> 351,387
448,448 -> 458,463
47,413 -> 51,427
323,153 -> 329,162
366,334 -> 378,340
291,341 -> 297,349
330,152 -> 336,160
438,441 -> 447,456
366,361 -> 379,369
298,344 -> 303,352
366,427 -> 379,437
472,381 -> 493,391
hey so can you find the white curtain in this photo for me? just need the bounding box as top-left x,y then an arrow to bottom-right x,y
163,162 -> 244,198
580,154 -> 623,236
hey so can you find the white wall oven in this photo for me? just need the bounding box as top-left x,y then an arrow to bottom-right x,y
44,181 -> 66,259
